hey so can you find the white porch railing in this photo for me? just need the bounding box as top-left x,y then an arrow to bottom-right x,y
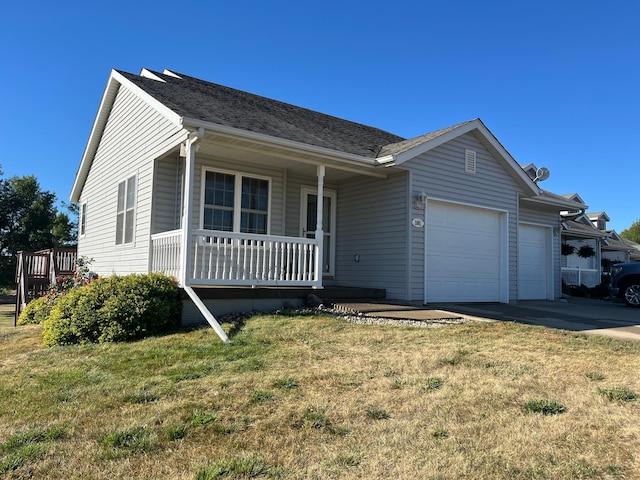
150,229 -> 320,287
561,267 -> 600,288
150,230 -> 183,280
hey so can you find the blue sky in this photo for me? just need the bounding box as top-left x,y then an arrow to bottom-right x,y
1,0 -> 638,232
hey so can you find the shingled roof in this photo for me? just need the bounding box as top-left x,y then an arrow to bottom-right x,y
118,69 -> 406,158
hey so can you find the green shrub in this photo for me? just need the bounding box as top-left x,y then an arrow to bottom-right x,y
17,296 -> 51,325
42,273 -> 181,346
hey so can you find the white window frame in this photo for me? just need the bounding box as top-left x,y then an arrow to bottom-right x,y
115,175 -> 137,245
79,201 -> 87,238
200,167 -> 272,234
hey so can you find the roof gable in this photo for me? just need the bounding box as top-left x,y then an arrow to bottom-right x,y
377,118 -> 539,195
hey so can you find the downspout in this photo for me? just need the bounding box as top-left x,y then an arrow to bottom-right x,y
179,127 -> 230,344
314,165 -> 325,288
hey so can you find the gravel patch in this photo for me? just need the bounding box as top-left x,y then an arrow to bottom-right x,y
219,304 -> 468,329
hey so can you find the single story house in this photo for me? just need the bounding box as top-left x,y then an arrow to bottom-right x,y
71,68 -> 578,339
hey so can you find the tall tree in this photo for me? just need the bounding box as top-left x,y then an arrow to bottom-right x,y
0,168 -> 76,286
621,219 -> 640,244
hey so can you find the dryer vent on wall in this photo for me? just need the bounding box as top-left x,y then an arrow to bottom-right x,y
465,149 -> 476,174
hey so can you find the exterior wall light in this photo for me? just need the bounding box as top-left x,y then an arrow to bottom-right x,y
414,192 -> 427,210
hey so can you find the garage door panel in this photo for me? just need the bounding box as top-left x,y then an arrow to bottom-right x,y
518,224 -> 549,300
426,201 -> 503,303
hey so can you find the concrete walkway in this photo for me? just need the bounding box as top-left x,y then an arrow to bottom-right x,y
333,297 -> 640,342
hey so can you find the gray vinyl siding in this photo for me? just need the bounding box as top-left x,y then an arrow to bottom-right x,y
152,153 -> 183,234
519,204 -> 562,298
335,172 -> 409,299
76,85 -> 183,277
406,132 -> 525,302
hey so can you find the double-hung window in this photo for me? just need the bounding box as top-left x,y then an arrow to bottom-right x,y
116,175 -> 136,245
203,170 -> 269,234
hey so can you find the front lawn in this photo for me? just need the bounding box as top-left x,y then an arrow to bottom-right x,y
1,314 -> 639,479
0,301 -> 14,328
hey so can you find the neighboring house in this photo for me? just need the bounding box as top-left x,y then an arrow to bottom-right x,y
588,212 -> 639,264
559,200 -> 607,287
71,68 -> 576,334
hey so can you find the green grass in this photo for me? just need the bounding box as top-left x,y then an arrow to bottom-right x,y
523,398 -> 567,415
598,386 -> 637,402
1,313 -> 640,478
0,302 -> 15,328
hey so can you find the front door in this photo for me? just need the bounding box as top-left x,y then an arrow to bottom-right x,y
301,187 -> 336,276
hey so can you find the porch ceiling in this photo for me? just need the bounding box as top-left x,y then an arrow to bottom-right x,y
198,130 -> 393,181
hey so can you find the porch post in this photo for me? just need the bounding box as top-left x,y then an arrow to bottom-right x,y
314,165 -> 325,287
180,128 -> 203,287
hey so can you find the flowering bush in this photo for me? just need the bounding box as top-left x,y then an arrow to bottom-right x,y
45,256 -> 97,306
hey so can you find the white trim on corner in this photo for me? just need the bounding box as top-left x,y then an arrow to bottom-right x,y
423,197 -> 510,304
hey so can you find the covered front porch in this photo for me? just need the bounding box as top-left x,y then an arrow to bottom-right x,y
147,124 -> 391,342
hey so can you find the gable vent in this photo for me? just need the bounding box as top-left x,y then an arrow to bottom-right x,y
465,149 -> 476,174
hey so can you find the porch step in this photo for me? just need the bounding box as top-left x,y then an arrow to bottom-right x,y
320,286 -> 386,302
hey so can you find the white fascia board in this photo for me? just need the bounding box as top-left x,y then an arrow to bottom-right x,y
375,154 -> 396,165
71,72 -> 120,201
389,119 -> 539,196
70,70 -> 183,202
573,212 -> 594,225
112,70 -> 182,126
392,121 -> 480,165
180,116 -> 383,170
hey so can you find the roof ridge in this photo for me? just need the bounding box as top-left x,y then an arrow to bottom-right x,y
117,68 -> 406,158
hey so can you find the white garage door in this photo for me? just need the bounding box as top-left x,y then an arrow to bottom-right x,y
518,224 -> 550,300
426,201 -> 504,303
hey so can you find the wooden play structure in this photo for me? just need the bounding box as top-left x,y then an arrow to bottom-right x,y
14,248 -> 77,325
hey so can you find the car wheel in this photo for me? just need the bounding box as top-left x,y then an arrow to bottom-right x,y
622,282 -> 640,307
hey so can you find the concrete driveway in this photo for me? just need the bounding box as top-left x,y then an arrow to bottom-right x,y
429,297 -> 640,341
333,297 -> 640,341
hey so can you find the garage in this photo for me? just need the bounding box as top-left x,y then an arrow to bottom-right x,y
518,223 -> 551,300
425,200 -> 506,303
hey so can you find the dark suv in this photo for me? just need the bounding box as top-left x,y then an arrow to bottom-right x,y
610,262 -> 640,307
